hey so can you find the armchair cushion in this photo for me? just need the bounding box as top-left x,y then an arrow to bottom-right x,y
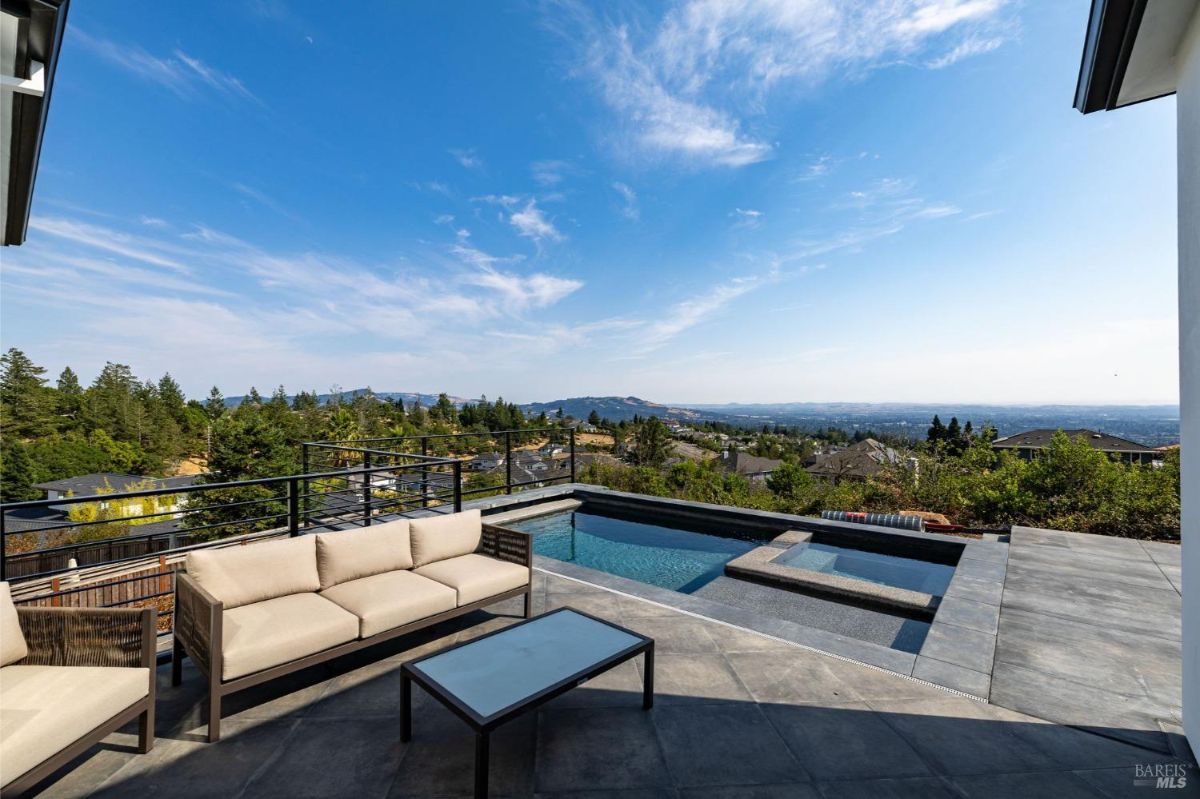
0,583 -> 27,667
221,593 -> 358,681
316,520 -> 413,590
415,554 -> 529,606
409,510 -> 482,568
187,536 -> 320,609
321,570 -> 456,638
0,665 -> 149,788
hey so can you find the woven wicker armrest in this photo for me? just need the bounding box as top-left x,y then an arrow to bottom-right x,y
16,606 -> 156,669
480,523 -> 533,567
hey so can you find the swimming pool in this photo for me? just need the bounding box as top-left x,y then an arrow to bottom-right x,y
772,540 -> 956,596
509,509 -> 757,593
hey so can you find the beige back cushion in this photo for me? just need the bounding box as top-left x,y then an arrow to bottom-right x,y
410,510 -> 482,567
186,535 -> 320,609
315,520 -> 414,589
0,582 -> 28,666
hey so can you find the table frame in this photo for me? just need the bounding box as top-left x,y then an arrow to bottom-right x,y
400,607 -> 654,798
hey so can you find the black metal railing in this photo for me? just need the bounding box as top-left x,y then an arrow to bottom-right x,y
0,458 -> 462,583
0,427 -> 576,630
302,427 -> 576,505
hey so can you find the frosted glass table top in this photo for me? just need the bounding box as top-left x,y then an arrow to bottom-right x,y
406,609 -> 646,720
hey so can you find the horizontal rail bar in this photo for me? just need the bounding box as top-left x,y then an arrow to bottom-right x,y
1,459 -> 459,514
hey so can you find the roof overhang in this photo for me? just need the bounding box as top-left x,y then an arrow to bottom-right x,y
1075,0 -> 1198,113
1,0 -> 68,246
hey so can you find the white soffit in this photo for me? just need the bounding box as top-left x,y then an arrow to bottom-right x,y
1117,0 -> 1199,105
1,10 -> 20,244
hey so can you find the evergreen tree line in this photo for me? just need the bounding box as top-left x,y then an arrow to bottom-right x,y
0,348 -> 554,502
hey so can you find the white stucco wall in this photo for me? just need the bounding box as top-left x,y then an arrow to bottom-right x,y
1178,4 -> 1200,754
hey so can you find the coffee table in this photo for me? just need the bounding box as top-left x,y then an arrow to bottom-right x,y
400,607 -> 654,798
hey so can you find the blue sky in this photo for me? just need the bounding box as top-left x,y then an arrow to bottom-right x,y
0,0 -> 1180,405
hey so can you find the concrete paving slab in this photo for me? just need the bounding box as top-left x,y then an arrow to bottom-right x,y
911,656 -> 990,699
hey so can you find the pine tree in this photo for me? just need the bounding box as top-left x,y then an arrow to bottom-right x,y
927,415 -> 946,445
205,387 -> 226,421
1,348 -> 53,438
587,410 -> 602,426
157,374 -> 187,422
0,437 -> 40,501
56,366 -> 84,421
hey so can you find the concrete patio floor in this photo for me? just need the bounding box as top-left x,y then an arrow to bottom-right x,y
29,570 -> 1198,799
992,526 -> 1185,752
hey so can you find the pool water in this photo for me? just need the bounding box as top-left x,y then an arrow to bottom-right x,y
510,510 -> 757,593
772,541 -> 955,596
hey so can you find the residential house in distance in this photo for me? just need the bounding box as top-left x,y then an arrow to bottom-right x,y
466,452 -> 505,471
717,449 -> 782,483
991,429 -> 1160,464
807,438 -> 901,482
32,473 -> 199,508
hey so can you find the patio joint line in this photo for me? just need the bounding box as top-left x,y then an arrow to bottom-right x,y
533,565 -> 986,703
1137,539 -> 1183,597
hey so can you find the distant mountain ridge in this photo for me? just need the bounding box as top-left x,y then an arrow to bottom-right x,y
223,390 -> 1180,446
520,396 -> 722,423
225,389 -> 472,408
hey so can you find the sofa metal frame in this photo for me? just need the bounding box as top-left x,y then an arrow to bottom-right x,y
171,524 -> 533,742
3,606 -> 157,798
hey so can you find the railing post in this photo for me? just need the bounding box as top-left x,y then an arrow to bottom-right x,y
505,432 -> 513,495
570,428 -> 577,483
288,477 -> 300,537
421,438 -> 429,509
362,451 -> 372,526
453,461 -> 462,512
300,445 -> 310,529
0,508 -> 6,581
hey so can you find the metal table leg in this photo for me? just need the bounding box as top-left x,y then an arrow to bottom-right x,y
643,644 -> 655,710
401,672 -> 412,742
474,730 -> 490,799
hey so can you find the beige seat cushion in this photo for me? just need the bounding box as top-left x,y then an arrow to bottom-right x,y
321,571 -> 457,638
221,593 -> 358,681
316,520 -> 413,590
187,536 -> 320,609
415,554 -> 529,606
409,510 -> 482,567
0,583 -> 27,667
0,664 -> 148,788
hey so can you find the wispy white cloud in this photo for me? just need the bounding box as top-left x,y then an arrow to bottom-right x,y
232,183 -> 297,219
612,182 -> 639,220
467,266 -> 583,310
471,194 -> 521,209
560,0 -> 1012,168
926,35 -> 1005,69
785,176 -> 961,259
634,271 -> 773,353
450,148 -> 484,169
531,160 -> 573,186
73,30 -> 258,104
28,217 -> 191,271
509,200 -> 565,243
731,208 -> 763,229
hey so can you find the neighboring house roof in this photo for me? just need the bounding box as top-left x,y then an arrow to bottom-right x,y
2,0 -> 70,246
719,450 -> 782,477
807,438 -> 899,479
1075,0 -> 1195,113
991,429 -> 1157,454
31,473 -> 202,495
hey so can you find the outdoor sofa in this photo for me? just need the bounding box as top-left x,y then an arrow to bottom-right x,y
172,509 -> 532,741
0,582 -> 156,797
